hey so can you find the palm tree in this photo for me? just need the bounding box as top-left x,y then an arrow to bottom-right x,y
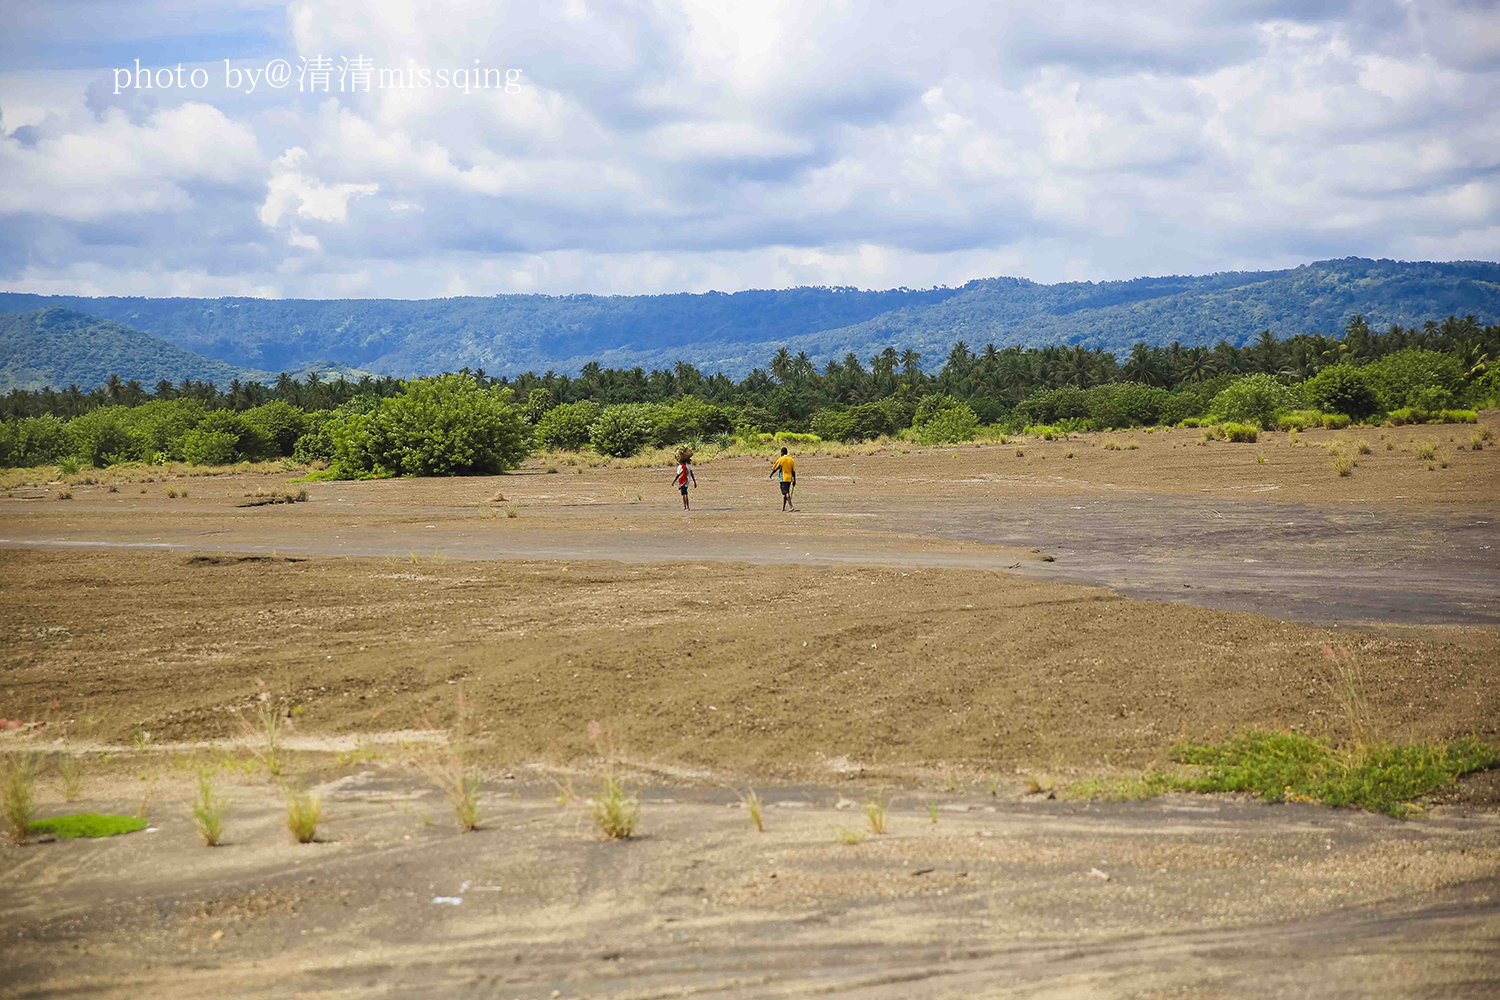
1176,346 -> 1217,382
769,348 -> 792,383
1121,343 -> 1162,385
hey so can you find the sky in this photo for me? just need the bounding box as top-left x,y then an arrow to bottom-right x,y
1,0 -> 1497,299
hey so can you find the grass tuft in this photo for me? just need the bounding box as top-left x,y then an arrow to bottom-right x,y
591,774 -> 639,839
4,754 -> 42,844
57,756 -> 84,801
863,792 -> 890,834
740,787 -> 765,832
285,785 -> 320,843
190,772 -> 225,846
417,689 -> 483,832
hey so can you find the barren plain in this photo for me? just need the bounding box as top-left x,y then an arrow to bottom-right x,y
2,417 -> 1498,998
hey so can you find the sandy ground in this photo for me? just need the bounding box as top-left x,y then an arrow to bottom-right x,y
2,417 -> 1499,997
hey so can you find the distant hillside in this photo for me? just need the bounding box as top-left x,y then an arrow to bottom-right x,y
0,308 -> 276,392
1,258 -> 1496,381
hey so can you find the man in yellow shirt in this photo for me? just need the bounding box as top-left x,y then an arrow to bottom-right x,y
768,447 -> 796,511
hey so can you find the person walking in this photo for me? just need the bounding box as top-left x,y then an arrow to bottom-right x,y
672,450 -> 697,509
769,447 -> 796,511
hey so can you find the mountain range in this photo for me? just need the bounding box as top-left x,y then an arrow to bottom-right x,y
1,257 -> 1496,392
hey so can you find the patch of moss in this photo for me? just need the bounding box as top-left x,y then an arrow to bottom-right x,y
29,813 -> 148,839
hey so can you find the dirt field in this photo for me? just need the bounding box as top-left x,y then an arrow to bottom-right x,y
2,417 -> 1499,998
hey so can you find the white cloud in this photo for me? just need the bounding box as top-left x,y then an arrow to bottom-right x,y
0,0 -> 1496,297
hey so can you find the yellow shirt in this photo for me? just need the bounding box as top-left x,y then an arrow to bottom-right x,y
772,455 -> 795,481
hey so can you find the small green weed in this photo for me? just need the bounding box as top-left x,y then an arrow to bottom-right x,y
1172,730 -> 1495,818
833,826 -> 863,846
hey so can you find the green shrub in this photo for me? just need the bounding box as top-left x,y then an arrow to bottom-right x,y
521,387 -> 555,424
1223,422 -> 1259,442
534,400 -> 602,451
1088,382 -> 1171,429
1440,409 -> 1478,424
242,400 -> 306,457
1365,349 -> 1465,411
1386,407 -> 1428,426
122,398 -> 204,460
774,432 -> 820,445
1321,413 -> 1352,430
1272,409 -> 1321,431
912,393 -> 968,428
589,404 -> 656,458
359,375 -> 531,476
1305,364 -> 1379,420
186,409 -> 271,463
1208,374 -> 1297,427
0,415 -> 71,467
290,409 -> 336,464
916,404 -> 978,444
67,406 -> 135,466
810,408 -> 855,442
181,428 -> 238,465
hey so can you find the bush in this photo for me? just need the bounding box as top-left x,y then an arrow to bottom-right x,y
122,398 -> 204,460
1441,409 -> 1478,424
1207,374 -> 1297,427
810,408 -> 855,443
1090,382 -> 1171,429
364,375 -> 531,476
0,415 -> 71,467
912,393 -> 969,428
1223,422 -> 1259,442
774,432 -> 820,445
590,404 -> 656,458
521,387 -> 554,424
290,409 -> 336,464
67,407 -> 135,466
186,409 -> 271,464
1272,409 -> 1323,431
1305,364 -> 1379,421
1365,349 -> 1465,411
648,396 -> 732,446
916,404 -> 978,444
242,400 -> 306,457
534,400 -> 602,451
181,428 -> 238,465
1321,413 -> 1351,430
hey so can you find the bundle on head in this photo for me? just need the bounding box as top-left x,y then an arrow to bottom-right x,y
674,447 -> 694,464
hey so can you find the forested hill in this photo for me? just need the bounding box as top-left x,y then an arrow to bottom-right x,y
1,258 -> 1496,383
0,308 -> 274,392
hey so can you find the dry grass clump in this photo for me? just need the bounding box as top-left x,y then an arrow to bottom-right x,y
285,785 -> 320,843
591,774 -> 639,839
191,773 -> 225,846
863,793 -> 890,835
416,689 -> 483,832
239,487 -> 308,506
57,756 -> 84,801
739,788 -> 765,832
3,753 -> 42,844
